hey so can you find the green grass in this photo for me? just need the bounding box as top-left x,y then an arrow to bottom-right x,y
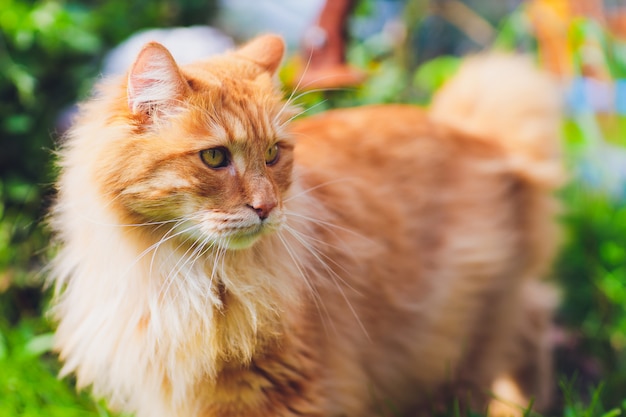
0,315 -> 116,416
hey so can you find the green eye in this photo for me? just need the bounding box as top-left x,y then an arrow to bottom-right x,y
200,148 -> 229,168
265,143 -> 280,165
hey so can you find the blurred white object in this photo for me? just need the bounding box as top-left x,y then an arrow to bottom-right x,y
216,0 -> 324,49
103,26 -> 235,75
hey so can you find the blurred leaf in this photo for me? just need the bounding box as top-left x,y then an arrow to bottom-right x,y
563,119 -> 587,147
5,178 -> 39,205
493,5 -> 535,52
4,114 -> 33,134
413,55 -> 460,96
24,332 -> 54,357
600,242 -> 626,266
5,64 -> 37,106
360,60 -> 408,104
0,330 -> 7,360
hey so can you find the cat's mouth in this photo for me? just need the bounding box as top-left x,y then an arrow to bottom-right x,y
213,218 -> 282,250
221,226 -> 264,249
190,209 -> 284,250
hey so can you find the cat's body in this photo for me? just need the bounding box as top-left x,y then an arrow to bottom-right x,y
49,35 -> 562,417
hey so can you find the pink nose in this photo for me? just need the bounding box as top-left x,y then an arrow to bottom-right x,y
248,201 -> 277,220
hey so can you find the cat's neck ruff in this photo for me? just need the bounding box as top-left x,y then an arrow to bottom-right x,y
50,179 -> 312,409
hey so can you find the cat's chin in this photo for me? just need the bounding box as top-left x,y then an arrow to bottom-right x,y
220,232 -> 264,250
207,214 -> 284,251
216,225 -> 279,250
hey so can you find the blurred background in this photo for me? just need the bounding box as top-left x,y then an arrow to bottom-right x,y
1,0 -> 626,415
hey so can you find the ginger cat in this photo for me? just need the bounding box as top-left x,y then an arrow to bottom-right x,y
48,35 -> 563,417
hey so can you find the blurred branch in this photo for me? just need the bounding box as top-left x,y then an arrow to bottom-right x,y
433,0 -> 496,47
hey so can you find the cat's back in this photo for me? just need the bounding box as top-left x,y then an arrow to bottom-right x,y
290,104 -> 432,145
287,102 -> 529,305
293,105 -> 432,187
290,104 -> 506,205
286,103 -> 555,406
291,104 -> 435,168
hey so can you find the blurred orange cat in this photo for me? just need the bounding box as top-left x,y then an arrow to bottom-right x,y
48,35 -> 563,417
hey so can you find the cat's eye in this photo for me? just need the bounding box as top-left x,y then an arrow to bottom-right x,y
200,148 -> 229,169
265,144 -> 280,166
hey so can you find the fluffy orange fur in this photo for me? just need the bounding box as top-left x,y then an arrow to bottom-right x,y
48,35 -> 563,417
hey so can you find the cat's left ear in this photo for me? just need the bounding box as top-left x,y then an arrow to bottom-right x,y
127,42 -> 190,116
236,34 -> 285,76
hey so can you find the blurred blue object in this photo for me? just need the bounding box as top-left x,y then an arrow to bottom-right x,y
616,79 -> 626,115
567,77 -> 624,115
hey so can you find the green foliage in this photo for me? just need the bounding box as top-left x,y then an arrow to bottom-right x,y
556,185 -> 626,404
493,5 -> 537,52
0,282 -> 120,415
413,55 -> 461,96
0,316 -> 106,416
559,378 -> 626,417
569,18 -> 626,79
0,1 -> 100,289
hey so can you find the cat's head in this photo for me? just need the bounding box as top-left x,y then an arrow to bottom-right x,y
90,35 -> 296,250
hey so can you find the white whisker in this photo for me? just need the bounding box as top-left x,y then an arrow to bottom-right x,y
284,178 -> 357,203
159,216 -> 216,301
209,245 -> 225,289
117,219 -> 196,282
281,225 -> 369,340
276,231 -> 334,335
277,47 -> 316,120
289,86 -> 357,103
70,211 -> 187,229
148,218 -> 198,278
160,239 -> 201,301
274,49 -> 354,127
279,99 -> 328,128
282,225 -> 362,296
285,210 -> 375,245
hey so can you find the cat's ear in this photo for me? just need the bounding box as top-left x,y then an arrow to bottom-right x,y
236,34 -> 285,75
127,42 -> 189,116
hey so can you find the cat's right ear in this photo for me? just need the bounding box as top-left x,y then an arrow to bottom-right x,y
127,42 -> 189,117
237,34 -> 285,76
